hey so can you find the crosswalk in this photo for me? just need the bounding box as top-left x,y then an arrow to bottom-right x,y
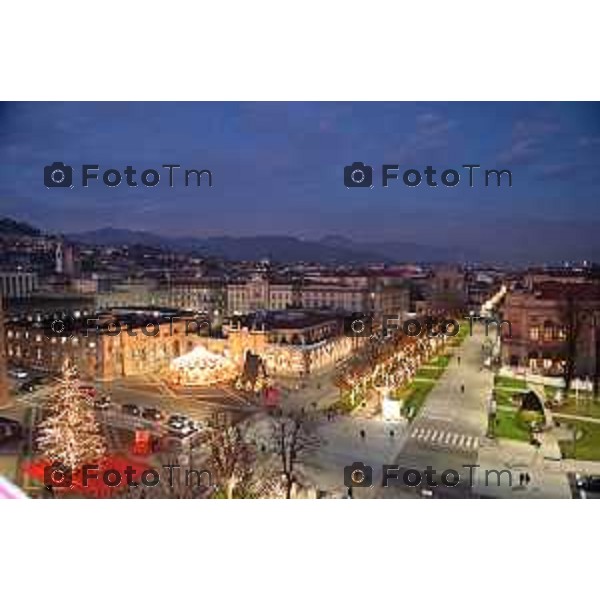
410,426 -> 479,452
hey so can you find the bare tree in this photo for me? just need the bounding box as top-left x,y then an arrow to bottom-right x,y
561,293 -> 583,394
270,409 -> 320,499
205,412 -> 256,499
116,461 -> 213,499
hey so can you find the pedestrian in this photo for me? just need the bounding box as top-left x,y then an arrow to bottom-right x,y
359,429 -> 366,440
519,473 -> 524,487
525,472 -> 531,485
460,384 -> 465,394
389,429 -> 395,438
457,355 -> 461,366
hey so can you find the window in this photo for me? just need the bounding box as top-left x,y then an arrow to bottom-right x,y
529,327 -> 540,341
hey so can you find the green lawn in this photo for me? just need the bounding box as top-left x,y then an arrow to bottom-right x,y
430,354 -> 450,369
395,353 -> 452,419
494,375 -> 527,390
553,398 -> 600,420
399,380 -> 436,421
556,418 -> 600,461
493,388 -> 518,407
415,365 -> 443,380
543,385 -> 600,419
491,408 -> 531,442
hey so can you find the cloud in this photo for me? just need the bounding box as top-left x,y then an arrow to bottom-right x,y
498,117 -> 561,165
388,111 -> 455,163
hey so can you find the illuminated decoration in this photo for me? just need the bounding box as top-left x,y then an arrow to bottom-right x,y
334,326 -> 446,415
264,386 -> 280,408
235,351 -> 271,393
36,360 -> 106,470
133,430 -> 152,455
168,345 -> 238,386
23,455 -> 151,497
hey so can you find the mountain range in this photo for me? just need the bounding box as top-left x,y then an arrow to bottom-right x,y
3,215 -> 599,265
64,228 -> 462,264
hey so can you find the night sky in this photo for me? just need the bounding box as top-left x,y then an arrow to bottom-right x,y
1,101 -> 599,262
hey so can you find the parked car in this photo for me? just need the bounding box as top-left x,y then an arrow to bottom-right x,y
93,396 -> 112,410
19,381 -> 36,393
142,407 -> 164,422
169,422 -> 198,438
79,385 -> 97,397
577,475 -> 600,492
9,369 -> 28,379
122,403 -> 141,417
0,418 -> 22,443
167,414 -> 187,430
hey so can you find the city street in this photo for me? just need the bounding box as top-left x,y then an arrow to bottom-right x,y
298,327 -> 497,498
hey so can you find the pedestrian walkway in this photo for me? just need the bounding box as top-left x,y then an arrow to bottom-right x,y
413,328 -> 493,435
410,425 -> 479,452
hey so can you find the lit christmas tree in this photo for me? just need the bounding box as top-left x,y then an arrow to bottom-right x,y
36,360 -> 106,470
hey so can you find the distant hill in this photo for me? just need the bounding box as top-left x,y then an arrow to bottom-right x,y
66,229 -> 389,263
318,235 -> 470,263
0,217 -> 41,237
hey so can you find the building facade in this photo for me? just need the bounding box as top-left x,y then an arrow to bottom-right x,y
4,307 -> 364,381
501,282 -> 600,377
0,271 -> 38,299
226,272 -> 409,320
5,309 -> 202,381
0,297 -> 8,406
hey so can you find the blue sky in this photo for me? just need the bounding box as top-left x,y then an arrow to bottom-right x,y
0,101 -> 599,260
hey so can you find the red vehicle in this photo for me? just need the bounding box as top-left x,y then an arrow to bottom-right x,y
79,384 -> 97,397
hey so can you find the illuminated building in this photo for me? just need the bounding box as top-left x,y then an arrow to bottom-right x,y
0,296 -> 8,405
5,308 -> 205,381
502,282 -> 600,377
169,346 -> 238,386
4,307 -> 363,382
227,271 -> 409,320
0,271 -> 38,299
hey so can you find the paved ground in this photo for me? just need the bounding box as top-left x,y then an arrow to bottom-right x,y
301,327 -> 574,499
353,329 -> 493,498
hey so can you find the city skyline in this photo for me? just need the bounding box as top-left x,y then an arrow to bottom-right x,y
1,101 -> 599,263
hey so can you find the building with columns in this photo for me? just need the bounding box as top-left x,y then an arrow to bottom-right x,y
0,271 -> 38,299
226,271 -> 409,320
